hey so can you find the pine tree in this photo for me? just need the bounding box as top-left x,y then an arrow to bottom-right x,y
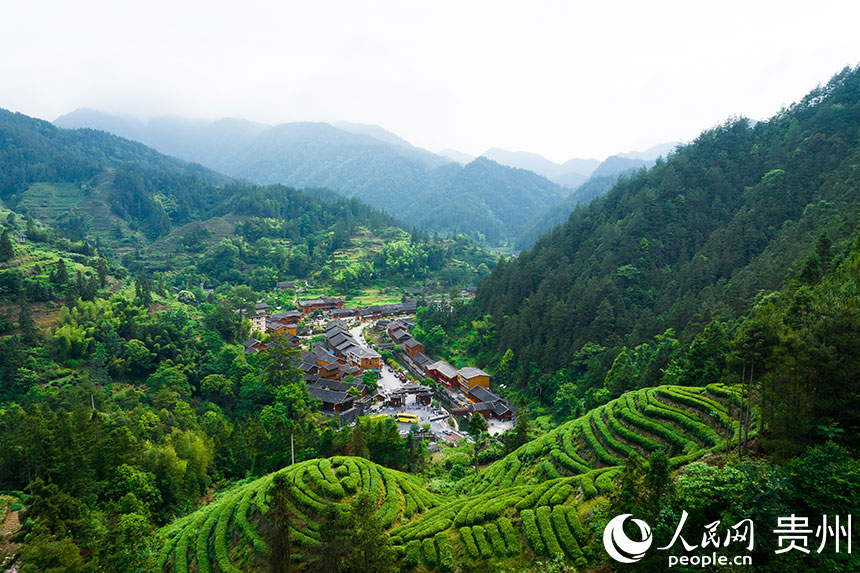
352,422 -> 369,458
265,473 -> 294,573
52,259 -> 69,285
0,229 -> 13,262
17,297 -> 39,347
96,257 -> 108,287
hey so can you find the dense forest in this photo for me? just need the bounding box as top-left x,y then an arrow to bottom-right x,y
423,66 -> 860,432
2,67 -> 860,572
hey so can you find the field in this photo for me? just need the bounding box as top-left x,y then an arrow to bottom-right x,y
156,383 -> 752,571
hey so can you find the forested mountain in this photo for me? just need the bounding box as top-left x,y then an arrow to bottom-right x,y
480,142 -> 678,189
432,66 -> 860,413
480,148 -> 598,189
1,110 -> 494,288
54,111 -> 574,246
398,158 -> 569,245
515,174 -> 621,249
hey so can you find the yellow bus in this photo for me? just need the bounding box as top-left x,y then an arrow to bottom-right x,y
394,413 -> 418,424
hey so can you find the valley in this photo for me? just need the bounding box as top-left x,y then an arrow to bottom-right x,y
0,62 -> 859,573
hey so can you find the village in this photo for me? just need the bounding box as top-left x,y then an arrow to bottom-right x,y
240,284 -> 516,444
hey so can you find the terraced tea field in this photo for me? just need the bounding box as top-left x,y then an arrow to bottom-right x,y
156,383 -> 753,571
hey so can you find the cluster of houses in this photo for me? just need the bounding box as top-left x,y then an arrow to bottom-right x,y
323,320 -> 382,371
380,320 -> 516,422
298,324 -> 386,422
298,295 -> 345,315
250,303 -> 302,336
305,377 -> 369,422
328,300 -> 418,321
243,303 -> 303,354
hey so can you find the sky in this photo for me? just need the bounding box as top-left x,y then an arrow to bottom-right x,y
2,1 -> 860,163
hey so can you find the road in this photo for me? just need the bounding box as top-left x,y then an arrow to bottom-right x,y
348,320 -> 461,439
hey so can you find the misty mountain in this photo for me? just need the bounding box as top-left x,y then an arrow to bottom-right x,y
617,141 -> 680,160
437,148 -> 475,164
0,108 -> 405,254
480,147 -> 582,180
480,143 -> 678,190
54,110 -> 568,245
512,144 -> 682,248
473,65 -> 860,388
402,157 -> 570,245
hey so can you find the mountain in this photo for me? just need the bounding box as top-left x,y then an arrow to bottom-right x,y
480,145 -> 679,191
401,158 -> 570,245
54,110 -> 569,246
1,109 -> 496,288
480,148 -> 582,181
437,148 -> 475,164
617,140 -> 680,160
515,152 -> 679,249
455,65 -> 860,403
515,174 -> 620,249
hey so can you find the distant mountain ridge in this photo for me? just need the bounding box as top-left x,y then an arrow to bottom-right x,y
480,141 -> 679,189
55,110 -> 572,245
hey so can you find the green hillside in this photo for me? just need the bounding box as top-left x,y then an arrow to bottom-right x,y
0,111 -> 496,289
440,65 -> 860,405
157,383 -> 747,572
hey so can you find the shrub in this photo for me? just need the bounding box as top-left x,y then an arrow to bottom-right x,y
617,397 -> 692,452
551,505 -> 584,560
536,505 -> 564,560
459,526 -> 480,558
565,507 -> 589,545
579,417 -> 621,465
498,517 -> 521,555
520,509 -> 545,554
236,488 -> 268,554
595,469 -> 618,494
606,405 -> 661,451
550,448 -> 590,475
435,531 -> 455,571
472,525 -> 493,559
195,508 -> 218,573
214,500 -> 243,573
485,522 -> 507,556
405,539 -> 422,567
516,480 -> 557,510
422,536 -> 438,565
591,410 -> 636,458
580,473 -> 598,499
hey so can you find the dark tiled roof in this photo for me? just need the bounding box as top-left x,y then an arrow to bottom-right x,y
493,402 -> 513,416
459,367 -> 490,379
306,385 -> 353,405
404,338 -> 423,349
313,379 -> 367,393
429,360 -> 458,379
469,385 -> 498,402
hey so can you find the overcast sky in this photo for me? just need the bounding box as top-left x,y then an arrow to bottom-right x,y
2,1 -> 859,162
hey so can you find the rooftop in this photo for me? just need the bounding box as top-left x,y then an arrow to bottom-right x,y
459,367 -> 490,379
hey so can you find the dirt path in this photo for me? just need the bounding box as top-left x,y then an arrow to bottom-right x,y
0,501 -> 21,569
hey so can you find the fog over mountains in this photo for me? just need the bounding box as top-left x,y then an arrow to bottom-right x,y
55,109 -> 677,247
